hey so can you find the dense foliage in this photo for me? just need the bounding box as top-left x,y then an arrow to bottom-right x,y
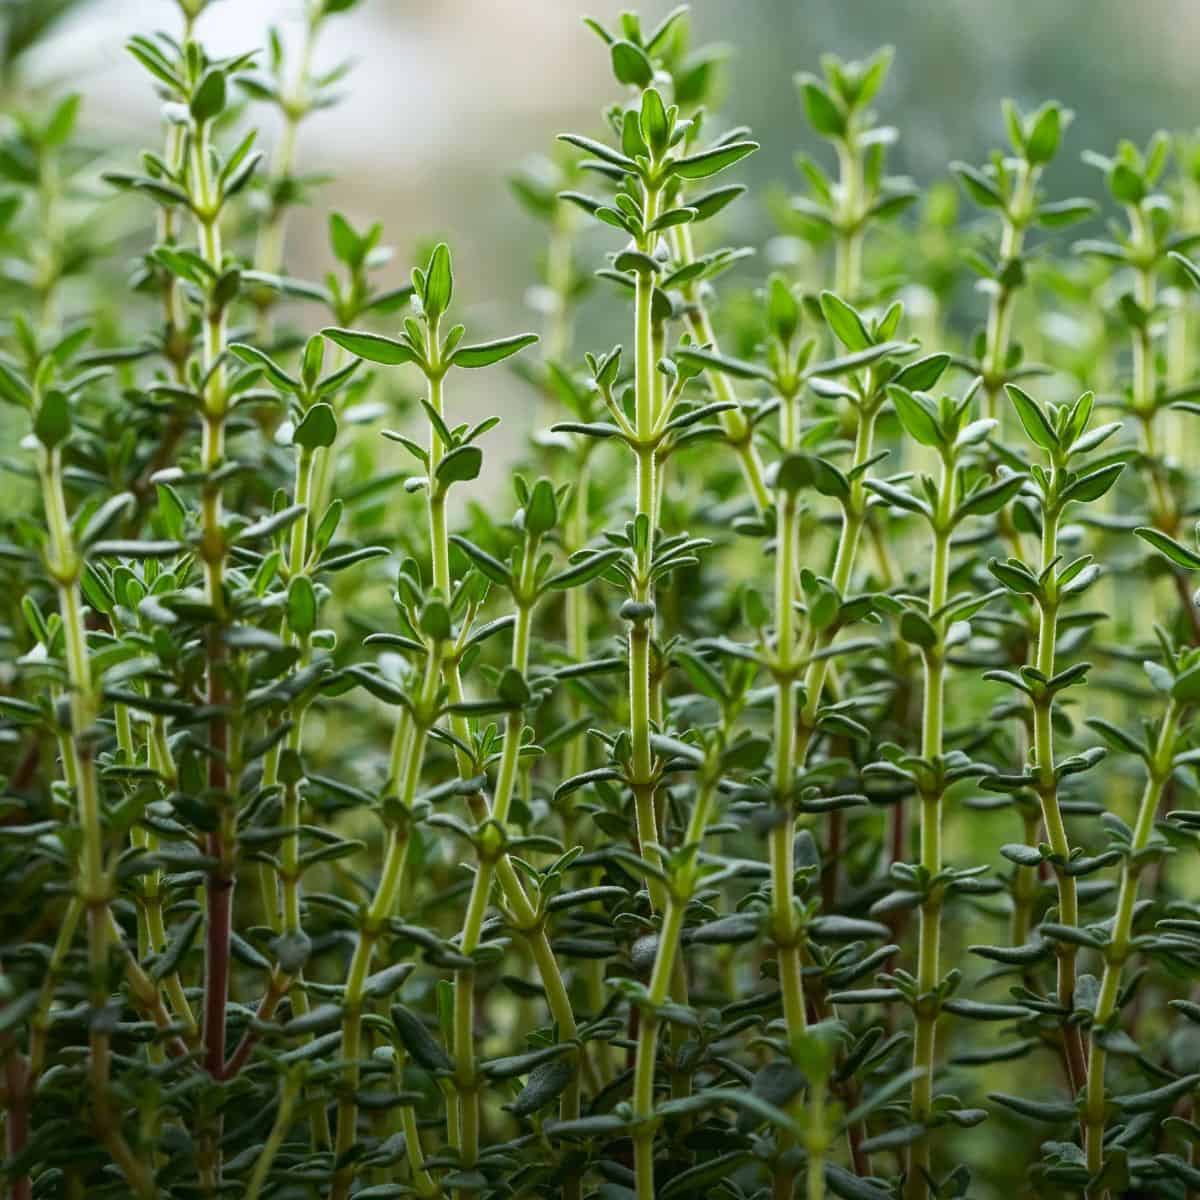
6,3 -> 1200,1198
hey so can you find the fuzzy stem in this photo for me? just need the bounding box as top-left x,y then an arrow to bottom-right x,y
38,440 -> 157,1195
331,647 -> 440,1200
906,454 -> 953,1200
669,223 -> 770,513
563,452 -> 592,785
245,1075 -> 300,1200
799,403 -> 877,725
834,136 -> 863,299
772,483 -> 808,1044
629,185 -> 668,915
632,775 -> 718,1199
1029,502 -> 1087,1091
806,1075 -> 829,1200
189,113 -> 236,1111
982,161 -> 1034,423
454,585 -> 534,1182
1083,700 -> 1179,1190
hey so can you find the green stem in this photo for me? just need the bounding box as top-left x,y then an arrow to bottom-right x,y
418,360 -> 580,1192
632,775 -> 718,1199
1128,206 -> 1174,531
189,113 -> 236,1112
1084,700 -> 1179,1190
806,1075 -> 829,1200
772,486 -> 808,1044
39,443 -> 156,1194
669,223 -> 770,513
982,161 -> 1034,422
454,594 -> 534,1178
906,455 -> 952,1200
331,649 -> 440,1199
834,137 -> 863,299
245,1076 -> 300,1200
1028,503 -> 1087,1089
799,404 -> 877,725
630,192 -> 667,909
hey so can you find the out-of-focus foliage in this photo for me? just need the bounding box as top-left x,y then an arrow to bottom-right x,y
5,5 -> 1200,1200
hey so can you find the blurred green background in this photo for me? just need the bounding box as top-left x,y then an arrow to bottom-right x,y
4,4 -> 1199,1194
13,0 -> 1200,336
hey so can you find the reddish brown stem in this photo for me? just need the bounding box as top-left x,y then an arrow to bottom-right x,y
222,969 -> 288,1079
203,645 -> 232,1079
3,1044 -> 30,1200
823,808 -> 843,911
889,796 -> 906,867
1173,571 -> 1200,645
203,854 -> 233,1077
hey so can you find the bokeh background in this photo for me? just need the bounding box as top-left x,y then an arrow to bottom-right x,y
4,6 -> 1200,1195
12,0 -> 1200,367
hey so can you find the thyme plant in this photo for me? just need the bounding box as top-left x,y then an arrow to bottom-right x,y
6,6 -> 1200,1200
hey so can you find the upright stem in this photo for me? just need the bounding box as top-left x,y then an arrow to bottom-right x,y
417,354 -> 580,1193
800,403 -> 875,914
629,186 -> 668,911
245,1076 -> 300,1200
37,437 -> 155,1197
331,649 -> 440,1200
563,453 -> 591,787
834,137 -> 863,299
799,403 -> 876,721
1030,503 -> 1086,1091
189,114 -> 236,1103
1083,700 -> 1180,1191
668,224 -> 769,514
1128,206 -> 1175,532
906,454 -> 953,1200
982,162 -> 1034,423
805,1075 -> 829,1200
632,776 -> 718,1200
254,6 -> 320,341
772,387 -> 808,1043
455,581 -> 534,1184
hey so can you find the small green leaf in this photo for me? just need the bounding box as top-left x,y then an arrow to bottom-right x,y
893,353 -> 950,392
190,69 -> 227,123
899,609 -> 937,649
1024,104 -> 1062,164
1172,663 -> 1200,704
34,390 -> 71,447
497,666 -> 531,708
675,346 -> 771,382
524,478 -> 558,536
451,333 -> 538,369
391,1005 -> 452,1073
955,474 -> 1026,521
293,403 -> 338,450
1005,383 -> 1058,451
544,549 -> 623,590
1060,463 -> 1123,505
329,212 -> 362,266
288,576 -> 317,636
820,291 -> 871,352
1135,526 -> 1200,570
1109,162 -> 1145,205
798,79 -> 845,137
322,327 -> 419,366
951,161 -> 1004,209
435,445 -> 483,486
610,39 -> 653,88
887,385 -> 941,447
640,87 -> 669,155
669,140 -> 759,181
422,242 -> 454,320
